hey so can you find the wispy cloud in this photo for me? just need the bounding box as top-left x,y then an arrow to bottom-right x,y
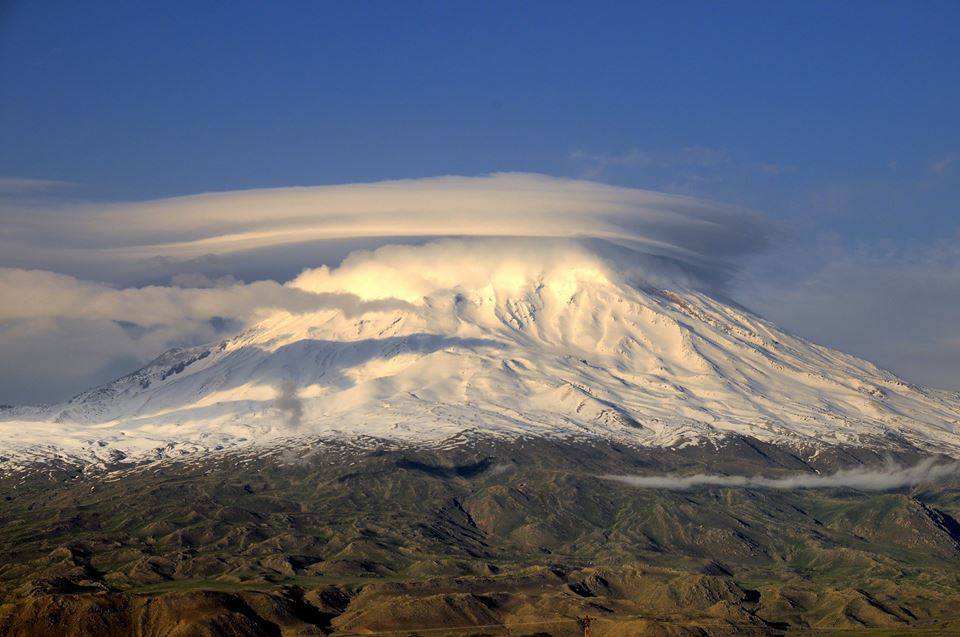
0,176 -> 74,194
274,380 -> 304,428
931,153 -> 959,176
568,146 -> 784,191
677,145 -> 730,167
602,458 -> 959,491
568,149 -> 656,176
568,149 -> 654,165
569,146 -> 730,174
757,162 -> 783,176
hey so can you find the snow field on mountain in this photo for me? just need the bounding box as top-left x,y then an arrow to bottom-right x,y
2,239 -> 959,468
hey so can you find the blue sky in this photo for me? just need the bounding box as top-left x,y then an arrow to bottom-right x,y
1,1 -> 959,400
2,1 -> 958,239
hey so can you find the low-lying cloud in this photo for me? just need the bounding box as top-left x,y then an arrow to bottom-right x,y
0,268 -> 411,325
274,380 -> 304,428
601,458 -> 960,491
0,267 -> 413,404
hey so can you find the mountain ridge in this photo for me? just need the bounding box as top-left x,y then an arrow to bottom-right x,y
3,254 -> 958,472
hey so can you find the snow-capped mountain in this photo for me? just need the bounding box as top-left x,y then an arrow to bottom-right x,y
3,243 -> 960,469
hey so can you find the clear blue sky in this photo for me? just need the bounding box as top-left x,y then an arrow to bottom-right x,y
2,1 -> 958,243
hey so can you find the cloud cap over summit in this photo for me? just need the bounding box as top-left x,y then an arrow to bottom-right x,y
1,173 -> 775,287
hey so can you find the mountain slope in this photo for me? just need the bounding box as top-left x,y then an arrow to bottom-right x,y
3,249 -> 958,470
3,244 -> 960,635
2,438 -> 960,634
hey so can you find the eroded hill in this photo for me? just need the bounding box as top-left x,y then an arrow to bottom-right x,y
2,438 -> 960,635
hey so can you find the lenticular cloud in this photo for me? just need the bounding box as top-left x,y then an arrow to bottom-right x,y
0,173 -> 775,285
0,173 -> 777,404
602,458 -> 960,491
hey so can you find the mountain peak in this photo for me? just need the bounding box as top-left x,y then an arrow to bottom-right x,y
2,242 -> 959,470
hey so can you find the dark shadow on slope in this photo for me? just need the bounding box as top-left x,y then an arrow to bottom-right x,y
396,456 -> 495,478
243,333 -> 506,391
73,334 -> 507,422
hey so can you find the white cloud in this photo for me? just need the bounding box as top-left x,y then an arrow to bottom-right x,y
1,172 -> 956,406
602,458 -> 959,491
290,239 -> 618,302
0,173 -> 773,283
0,164 -> 776,404
0,174 -> 776,403
0,268 -> 411,326
0,267 -> 413,404
0,233 -> 704,404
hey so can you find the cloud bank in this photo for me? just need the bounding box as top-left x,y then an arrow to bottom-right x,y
602,458 -> 960,491
0,173 -> 773,284
0,174 -> 778,404
0,267 -> 415,404
0,268 -> 410,325
0,172 -> 956,408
